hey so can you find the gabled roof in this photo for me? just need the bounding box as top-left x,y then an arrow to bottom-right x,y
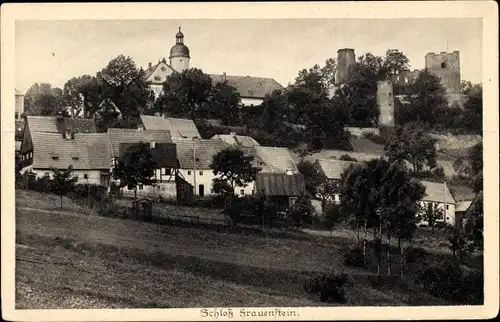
255,173 -> 305,197
209,74 -> 284,99
143,61 -> 176,85
118,142 -> 177,169
315,158 -> 361,180
26,116 -> 97,134
174,139 -> 230,169
31,132 -> 109,170
456,200 -> 473,213
421,181 -> 456,204
211,134 -> 260,147
239,146 -> 299,174
311,150 -> 382,162
107,128 -> 173,157
139,115 -> 200,139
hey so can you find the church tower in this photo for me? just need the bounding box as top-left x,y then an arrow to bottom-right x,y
169,27 -> 190,72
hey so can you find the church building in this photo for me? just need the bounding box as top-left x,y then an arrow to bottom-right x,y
143,27 -> 284,106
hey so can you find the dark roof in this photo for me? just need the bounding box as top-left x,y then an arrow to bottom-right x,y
140,115 -> 201,139
316,159 -> 361,180
31,132 -> 109,170
255,173 -> 306,197
209,74 -> 284,99
174,139 -> 230,169
211,134 -> 260,147
26,116 -> 97,134
421,181 -> 456,204
107,128 -> 173,157
118,142 -> 178,168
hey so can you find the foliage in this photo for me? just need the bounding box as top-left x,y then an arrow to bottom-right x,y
207,82 -> 242,125
50,166 -> 79,208
63,75 -> 102,118
446,225 -> 468,260
405,70 -> 448,125
304,272 -> 352,303
452,142 -> 483,193
463,193 -> 483,250
383,49 -> 410,76
362,132 -> 386,145
297,160 -> 326,196
339,154 -> 357,162
423,202 -> 443,232
417,260 -> 483,304
384,122 -> 437,175
322,203 -> 346,231
154,68 -> 212,119
210,148 -> 261,190
24,83 -> 65,116
112,142 -> 158,199
259,90 -> 288,132
405,245 -> 428,264
343,246 -> 366,268
287,196 -> 315,228
97,55 -> 154,120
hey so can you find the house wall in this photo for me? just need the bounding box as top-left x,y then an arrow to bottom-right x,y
150,85 -> 163,99
345,127 -> 380,137
15,94 -> 24,120
241,97 -> 264,107
418,200 -> 456,226
311,199 -> 323,216
27,168 -> 106,185
120,182 -> 177,199
178,168 -> 255,197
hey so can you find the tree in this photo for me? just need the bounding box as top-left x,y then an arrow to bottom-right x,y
405,70 -> 448,125
63,75 -> 102,118
112,142 -> 158,200
320,58 -> 337,89
385,122 -> 437,175
98,55 -> 154,119
259,90 -> 288,132
210,148 -> 261,192
155,68 -> 212,119
207,82 -> 242,125
461,80 -> 474,96
50,166 -> 78,208
297,160 -> 326,197
453,142 -> 483,193
24,83 -> 65,116
288,196 -> 315,229
462,84 -> 482,134
383,49 -> 410,76
423,202 -> 443,233
463,192 -> 483,250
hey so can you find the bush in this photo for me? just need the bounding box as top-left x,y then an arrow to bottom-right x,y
304,272 -> 352,303
417,260 -> 483,304
343,246 -> 366,268
405,246 -> 428,264
431,166 -> 445,179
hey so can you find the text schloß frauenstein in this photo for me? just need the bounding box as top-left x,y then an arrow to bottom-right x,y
200,308 -> 299,319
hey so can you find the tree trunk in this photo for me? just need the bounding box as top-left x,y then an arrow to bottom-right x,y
363,219 -> 368,256
60,194 -> 63,209
387,234 -> 391,276
400,241 -> 405,278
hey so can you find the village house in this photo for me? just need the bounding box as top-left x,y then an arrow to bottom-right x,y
314,158 -> 361,204
20,131 -> 110,185
211,133 -> 260,147
173,138 -> 230,198
139,115 -> 201,140
419,180 -> 457,226
143,28 -> 284,106
19,115 -> 98,174
253,172 -> 306,213
107,128 -> 177,198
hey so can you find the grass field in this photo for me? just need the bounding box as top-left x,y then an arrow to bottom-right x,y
15,190 -> 467,308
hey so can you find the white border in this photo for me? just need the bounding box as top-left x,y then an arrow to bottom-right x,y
2,1 -> 498,321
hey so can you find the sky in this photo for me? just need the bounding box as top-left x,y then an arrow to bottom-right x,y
15,18 -> 482,93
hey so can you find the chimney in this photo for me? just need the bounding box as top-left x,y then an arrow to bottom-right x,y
148,62 -> 152,69
285,169 -> 293,175
161,58 -> 166,63
223,72 -> 227,82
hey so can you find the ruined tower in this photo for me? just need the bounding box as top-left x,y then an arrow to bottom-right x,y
335,48 -> 356,85
377,80 -> 395,139
425,51 -> 461,94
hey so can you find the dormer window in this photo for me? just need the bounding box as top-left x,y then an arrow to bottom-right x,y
441,62 -> 447,68
154,76 -> 161,81
51,154 -> 59,161
161,66 -> 166,72
72,155 -> 79,161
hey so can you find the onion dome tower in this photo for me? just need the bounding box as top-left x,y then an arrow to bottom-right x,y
169,27 -> 190,72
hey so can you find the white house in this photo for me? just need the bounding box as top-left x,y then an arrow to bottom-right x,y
107,128 -> 177,198
419,180 -> 457,226
21,131 -> 110,186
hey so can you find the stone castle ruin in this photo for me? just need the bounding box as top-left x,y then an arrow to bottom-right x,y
332,48 -> 464,137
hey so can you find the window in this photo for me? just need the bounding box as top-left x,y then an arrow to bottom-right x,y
163,168 -> 171,176
15,112 -> 19,119
72,156 -> 79,160
139,184 -> 143,190
51,156 -> 59,161
199,170 -> 203,176
150,141 -> 156,148
187,170 -> 192,175
199,184 -> 205,197
161,66 -> 166,72
441,62 -> 447,68
240,189 -> 244,196
83,174 -> 88,179
446,205 -> 449,210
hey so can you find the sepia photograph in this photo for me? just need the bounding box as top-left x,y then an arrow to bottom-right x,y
1,1 -> 498,321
